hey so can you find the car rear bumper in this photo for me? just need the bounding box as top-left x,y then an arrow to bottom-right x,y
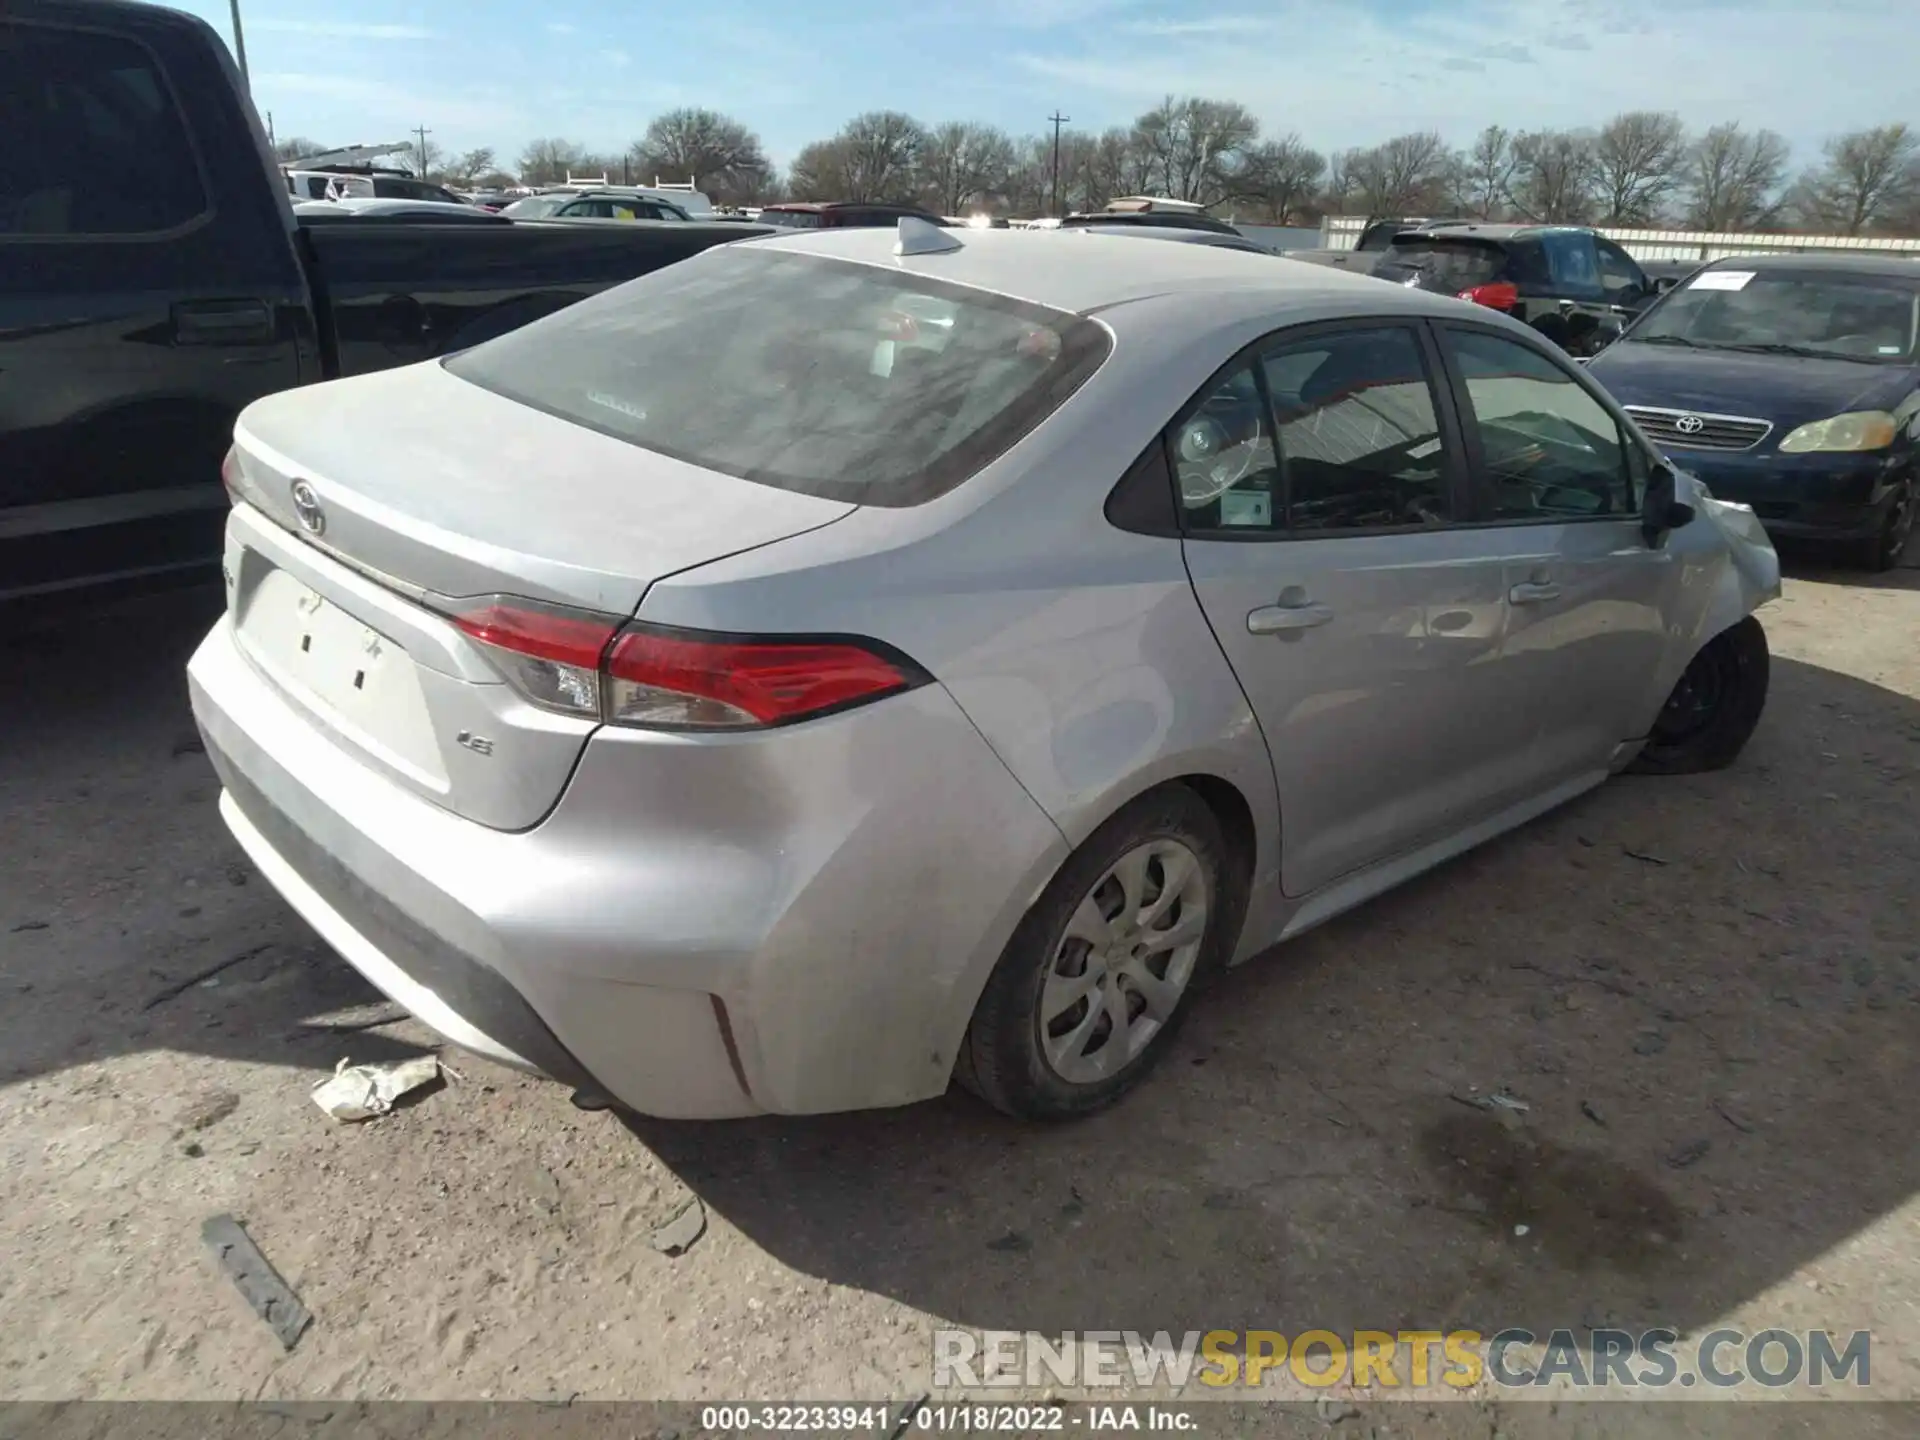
189,613 -> 1067,1118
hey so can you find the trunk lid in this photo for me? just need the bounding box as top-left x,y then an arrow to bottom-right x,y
232,360 -> 855,615
223,361 -> 855,830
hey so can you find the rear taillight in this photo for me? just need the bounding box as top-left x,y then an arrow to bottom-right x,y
221,446 -> 242,506
449,598 -> 618,718
446,597 -> 925,730
1458,281 -> 1519,311
605,627 -> 921,729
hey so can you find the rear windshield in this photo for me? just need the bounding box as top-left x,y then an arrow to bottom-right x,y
444,246 -> 1112,506
1372,240 -> 1505,292
757,208 -> 822,229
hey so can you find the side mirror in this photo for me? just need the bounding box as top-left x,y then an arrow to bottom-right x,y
1652,276 -> 1680,295
1641,461 -> 1696,546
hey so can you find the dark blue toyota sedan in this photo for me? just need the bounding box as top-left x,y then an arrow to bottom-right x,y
1588,253 -> 1919,570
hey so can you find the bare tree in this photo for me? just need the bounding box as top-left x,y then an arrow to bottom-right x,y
1592,111 -> 1687,223
1792,123 -> 1920,234
518,137 -> 592,187
1235,134 -> 1326,222
443,147 -> 497,187
1320,148 -> 1361,214
1132,95 -> 1260,205
627,109 -> 773,204
274,136 -> 325,164
833,111 -> 926,201
412,134 -> 438,181
1682,123 -> 1789,230
1351,131 -> 1449,214
918,122 -> 1017,213
1508,130 -> 1596,222
1454,125 -> 1518,219
786,139 -> 852,201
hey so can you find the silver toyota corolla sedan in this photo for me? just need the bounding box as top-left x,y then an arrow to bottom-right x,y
189,220 -> 1780,1121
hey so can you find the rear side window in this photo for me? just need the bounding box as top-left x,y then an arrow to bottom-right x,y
0,20 -> 208,237
445,246 -> 1112,506
1537,231 -> 1601,295
1372,241 -> 1506,293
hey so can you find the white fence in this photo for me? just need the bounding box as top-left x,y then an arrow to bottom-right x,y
1317,215 -> 1920,263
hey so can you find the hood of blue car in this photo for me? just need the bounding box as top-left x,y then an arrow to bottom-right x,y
1588,340 -> 1915,437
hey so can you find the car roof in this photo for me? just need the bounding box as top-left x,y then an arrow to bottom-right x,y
1696,251 -> 1920,278
747,224 -> 1477,318
1063,224 -> 1270,252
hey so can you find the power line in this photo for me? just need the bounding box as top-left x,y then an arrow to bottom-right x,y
1048,111 -> 1071,218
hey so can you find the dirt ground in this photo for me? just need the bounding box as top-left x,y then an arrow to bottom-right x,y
3,541 -> 1917,1437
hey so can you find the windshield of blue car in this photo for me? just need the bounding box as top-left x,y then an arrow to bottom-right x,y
1631,271 -> 1920,362
445,246 -> 1113,506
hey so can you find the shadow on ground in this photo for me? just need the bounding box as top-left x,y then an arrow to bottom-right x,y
3,578 -> 1917,1350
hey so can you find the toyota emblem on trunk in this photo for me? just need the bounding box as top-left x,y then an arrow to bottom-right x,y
290,480 -> 325,535
1674,414 -> 1706,435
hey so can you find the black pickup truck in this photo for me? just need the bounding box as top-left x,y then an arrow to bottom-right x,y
0,0 -> 765,608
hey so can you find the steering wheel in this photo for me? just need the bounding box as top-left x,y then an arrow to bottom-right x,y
1174,415 -> 1261,503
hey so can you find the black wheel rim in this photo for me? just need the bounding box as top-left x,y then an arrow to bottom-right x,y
1654,641 -> 1735,744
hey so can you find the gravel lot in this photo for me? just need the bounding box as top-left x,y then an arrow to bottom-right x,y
3,544 -> 1917,1436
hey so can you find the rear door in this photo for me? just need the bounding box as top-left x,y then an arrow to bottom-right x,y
0,6 -> 312,601
1177,321 -> 1538,897
1432,321 -> 1678,786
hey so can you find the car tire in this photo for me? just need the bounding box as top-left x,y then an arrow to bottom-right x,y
1847,481 -> 1915,572
958,785 -> 1241,1121
1629,617 -> 1770,775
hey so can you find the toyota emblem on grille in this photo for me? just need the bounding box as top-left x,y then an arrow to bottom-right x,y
290,480 -> 325,536
1674,414 -> 1707,435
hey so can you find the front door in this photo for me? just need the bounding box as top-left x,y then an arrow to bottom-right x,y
1177,322 -> 1539,897
1434,322 -> 1679,786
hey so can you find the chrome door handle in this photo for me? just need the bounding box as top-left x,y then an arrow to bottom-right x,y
1509,581 -> 1561,604
1247,601 -> 1334,634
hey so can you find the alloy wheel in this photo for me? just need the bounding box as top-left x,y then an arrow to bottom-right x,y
1039,840 -> 1210,1084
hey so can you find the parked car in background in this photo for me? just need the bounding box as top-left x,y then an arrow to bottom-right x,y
0,0 -> 777,608
189,221 -> 1777,1125
755,200 -> 949,229
292,199 -> 509,225
1369,223 -> 1661,357
502,188 -> 694,222
1056,223 -> 1273,254
1059,198 -> 1244,238
1588,253 -> 1920,570
286,169 -> 468,206
1284,216 -> 1471,271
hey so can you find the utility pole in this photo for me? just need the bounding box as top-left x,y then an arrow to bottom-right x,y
414,125 -> 433,179
1048,111 -> 1070,218
228,0 -> 251,91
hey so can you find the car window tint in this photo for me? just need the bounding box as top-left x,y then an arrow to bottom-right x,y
0,20 -> 207,236
1596,241 -> 1643,298
446,246 -> 1110,507
1537,231 -> 1601,294
1265,327 -> 1453,532
1449,328 -> 1632,519
1172,363 -> 1282,532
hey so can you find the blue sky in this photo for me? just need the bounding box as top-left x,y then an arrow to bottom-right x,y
169,0 -> 1911,173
